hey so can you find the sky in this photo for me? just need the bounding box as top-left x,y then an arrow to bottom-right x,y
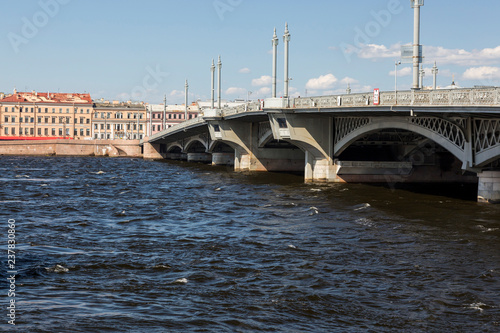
1,0 -> 500,105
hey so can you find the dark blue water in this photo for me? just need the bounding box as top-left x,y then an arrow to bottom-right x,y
1,156 -> 499,332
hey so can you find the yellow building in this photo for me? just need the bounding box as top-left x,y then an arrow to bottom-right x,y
93,101 -> 147,140
0,90 -> 93,139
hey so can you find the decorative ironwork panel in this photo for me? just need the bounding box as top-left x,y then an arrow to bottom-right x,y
335,117 -> 371,144
474,119 -> 500,153
409,117 -> 466,150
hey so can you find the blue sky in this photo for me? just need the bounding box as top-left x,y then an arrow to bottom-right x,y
1,0 -> 500,104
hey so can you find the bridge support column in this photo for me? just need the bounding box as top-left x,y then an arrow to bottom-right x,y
304,152 -> 341,182
209,120 -> 304,173
212,152 -> 234,166
143,141 -> 164,160
187,153 -> 212,163
478,171 -> 500,204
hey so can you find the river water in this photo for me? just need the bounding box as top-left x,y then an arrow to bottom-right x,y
1,156 -> 499,332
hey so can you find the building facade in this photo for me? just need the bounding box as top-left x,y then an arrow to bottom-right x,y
0,90 -> 93,139
147,103 -> 200,136
93,101 -> 147,140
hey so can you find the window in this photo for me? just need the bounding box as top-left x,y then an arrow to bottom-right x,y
101,124 -> 104,130
45,108 -> 48,113
12,128 -> 15,135
37,117 -> 41,123
94,124 -> 98,130
20,107 -> 23,113
52,128 -> 56,136
11,117 -> 15,123
80,109 -> 83,114
25,116 -> 29,123
86,129 -> 90,136
38,108 -> 41,113
59,128 -> 63,136
45,117 -> 48,123
4,116 -> 8,123
80,129 -> 84,136
86,119 -> 90,124
59,108 -> 62,113
52,108 -> 55,113
26,128 -> 30,135
66,108 -> 69,113
52,117 -> 56,124
37,128 -> 41,135
74,130 -> 78,136
87,109 -> 90,114
80,117 -> 84,124
20,118 -> 23,123
30,117 -> 34,123
44,128 -> 48,136
106,124 -> 110,130
94,134 -> 98,139
31,108 -> 34,113
4,128 -> 8,135
139,124 -> 143,130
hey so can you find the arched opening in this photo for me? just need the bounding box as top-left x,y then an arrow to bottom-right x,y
185,140 -> 207,154
335,128 -> 477,192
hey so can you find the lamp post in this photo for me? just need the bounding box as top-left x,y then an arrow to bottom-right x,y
272,28 -> 278,98
431,61 -> 438,90
395,61 -> 401,104
283,23 -> 291,99
411,0 -> 424,90
419,65 -> 425,89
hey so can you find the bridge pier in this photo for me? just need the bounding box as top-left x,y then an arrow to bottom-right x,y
208,120 -> 304,173
478,171 -> 500,204
143,141 -> 164,160
187,152 -> 212,163
212,152 -> 234,166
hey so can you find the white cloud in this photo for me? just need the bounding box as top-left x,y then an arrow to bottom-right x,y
239,67 -> 251,74
340,76 -> 359,85
305,74 -> 338,90
388,67 -> 412,77
357,43 -> 400,60
170,90 -> 184,98
463,66 -> 500,80
252,75 -> 272,87
256,87 -> 271,96
426,45 -> 500,66
225,87 -> 247,96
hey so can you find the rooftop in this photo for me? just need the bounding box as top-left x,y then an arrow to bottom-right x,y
0,90 -> 92,104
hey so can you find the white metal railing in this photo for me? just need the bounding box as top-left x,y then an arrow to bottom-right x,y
293,87 -> 500,109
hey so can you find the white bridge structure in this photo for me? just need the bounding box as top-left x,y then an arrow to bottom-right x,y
143,87 -> 500,203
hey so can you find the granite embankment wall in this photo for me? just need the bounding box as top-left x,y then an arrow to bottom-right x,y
0,140 -> 142,157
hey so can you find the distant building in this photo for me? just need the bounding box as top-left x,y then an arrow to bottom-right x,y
93,100 -> 147,140
0,90 -> 93,139
146,103 -> 201,136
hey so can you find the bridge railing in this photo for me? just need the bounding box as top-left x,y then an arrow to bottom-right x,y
222,101 -> 262,117
293,87 -> 500,109
148,115 -> 206,141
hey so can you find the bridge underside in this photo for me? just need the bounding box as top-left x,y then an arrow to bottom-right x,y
144,110 -> 500,203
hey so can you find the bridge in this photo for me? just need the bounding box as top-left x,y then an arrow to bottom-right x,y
142,87 -> 500,204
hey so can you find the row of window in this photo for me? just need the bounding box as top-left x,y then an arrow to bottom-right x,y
4,127 -> 91,136
93,124 -> 144,131
151,124 -> 173,131
152,113 -> 195,120
94,133 -> 144,140
3,107 -> 91,114
4,116 -> 90,124
96,112 -> 145,119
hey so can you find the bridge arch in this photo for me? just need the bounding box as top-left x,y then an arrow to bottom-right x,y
334,116 -> 467,164
184,137 -> 208,153
167,143 -> 183,153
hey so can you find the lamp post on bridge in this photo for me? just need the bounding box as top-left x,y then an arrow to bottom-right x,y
432,61 -> 438,90
411,0 -> 424,90
419,65 -> 425,89
395,61 -> 401,104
